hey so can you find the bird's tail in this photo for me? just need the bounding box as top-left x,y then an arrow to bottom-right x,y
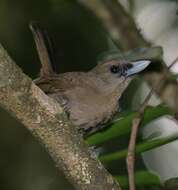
30,22 -> 56,78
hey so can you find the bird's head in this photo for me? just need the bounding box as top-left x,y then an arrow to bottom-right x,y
90,59 -> 151,94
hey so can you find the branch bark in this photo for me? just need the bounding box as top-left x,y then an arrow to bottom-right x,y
79,0 -> 148,50
0,44 -> 121,190
79,0 -> 178,112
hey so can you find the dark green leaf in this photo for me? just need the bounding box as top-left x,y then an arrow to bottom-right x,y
99,133 -> 178,163
97,46 -> 163,64
115,170 -> 160,188
86,105 -> 173,146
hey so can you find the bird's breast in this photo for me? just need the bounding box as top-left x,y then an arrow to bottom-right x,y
59,86 -> 119,131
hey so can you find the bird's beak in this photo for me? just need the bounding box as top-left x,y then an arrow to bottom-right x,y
125,60 -> 151,77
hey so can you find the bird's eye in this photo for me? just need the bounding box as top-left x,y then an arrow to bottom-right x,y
110,63 -> 133,76
110,65 -> 119,74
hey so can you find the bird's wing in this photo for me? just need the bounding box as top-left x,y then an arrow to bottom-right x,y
35,72 -> 88,94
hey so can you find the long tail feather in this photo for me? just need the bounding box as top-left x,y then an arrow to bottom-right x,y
30,22 -> 56,77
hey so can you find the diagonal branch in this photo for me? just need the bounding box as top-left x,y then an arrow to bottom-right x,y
79,0 -> 148,50
0,44 -> 121,190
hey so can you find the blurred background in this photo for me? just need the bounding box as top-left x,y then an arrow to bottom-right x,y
0,0 -> 178,190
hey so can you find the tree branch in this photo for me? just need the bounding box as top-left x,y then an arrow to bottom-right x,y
127,88 -> 154,190
79,0 -> 148,50
0,44 -> 121,190
79,0 -> 178,112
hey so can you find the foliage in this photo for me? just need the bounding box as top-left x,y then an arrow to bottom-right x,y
86,104 -> 177,189
86,105 -> 173,146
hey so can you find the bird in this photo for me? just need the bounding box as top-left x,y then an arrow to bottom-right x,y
30,22 -> 151,136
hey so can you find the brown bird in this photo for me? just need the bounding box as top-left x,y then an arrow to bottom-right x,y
30,23 -> 151,136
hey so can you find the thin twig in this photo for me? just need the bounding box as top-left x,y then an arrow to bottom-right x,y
168,57 -> 178,70
168,57 -> 178,120
127,58 -> 178,188
126,88 -> 154,190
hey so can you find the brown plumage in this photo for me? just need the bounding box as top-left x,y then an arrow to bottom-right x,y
30,22 -> 150,136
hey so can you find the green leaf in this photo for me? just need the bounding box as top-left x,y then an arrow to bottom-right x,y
115,170 -> 161,188
99,133 -> 178,163
122,46 -> 163,61
167,74 -> 178,81
86,105 -> 173,146
97,46 -> 163,64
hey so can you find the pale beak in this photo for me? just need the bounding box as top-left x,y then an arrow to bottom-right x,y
126,60 -> 151,77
